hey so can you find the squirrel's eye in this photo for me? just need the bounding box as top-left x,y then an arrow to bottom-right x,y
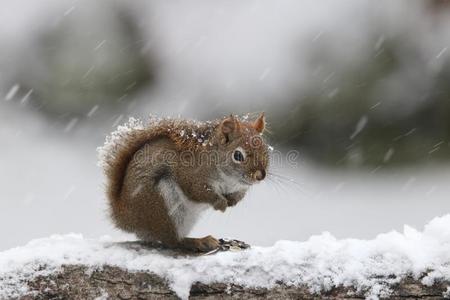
232,147 -> 246,163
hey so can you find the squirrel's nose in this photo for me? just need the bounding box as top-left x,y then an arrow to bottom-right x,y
253,169 -> 266,181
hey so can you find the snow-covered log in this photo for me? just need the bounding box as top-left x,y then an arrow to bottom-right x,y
3,215 -> 450,299
19,264 -> 450,299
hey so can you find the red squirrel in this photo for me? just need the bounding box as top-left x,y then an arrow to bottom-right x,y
99,113 -> 269,252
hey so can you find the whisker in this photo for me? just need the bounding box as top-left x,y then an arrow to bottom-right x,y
264,176 -> 282,194
266,170 -> 312,197
268,171 -> 304,188
266,176 -> 291,196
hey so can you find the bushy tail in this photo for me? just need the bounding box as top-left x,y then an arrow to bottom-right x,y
97,115 -> 211,203
97,118 -> 154,203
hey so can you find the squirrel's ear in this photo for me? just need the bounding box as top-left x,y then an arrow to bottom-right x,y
220,115 -> 239,144
253,112 -> 266,133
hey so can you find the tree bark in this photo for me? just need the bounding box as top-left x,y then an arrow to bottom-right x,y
18,264 -> 449,300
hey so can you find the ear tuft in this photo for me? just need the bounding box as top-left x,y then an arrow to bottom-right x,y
253,112 -> 266,133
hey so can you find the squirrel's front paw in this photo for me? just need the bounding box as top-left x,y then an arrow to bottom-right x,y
224,190 -> 245,207
212,197 -> 228,212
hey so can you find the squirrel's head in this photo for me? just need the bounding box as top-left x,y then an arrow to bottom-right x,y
215,113 -> 269,186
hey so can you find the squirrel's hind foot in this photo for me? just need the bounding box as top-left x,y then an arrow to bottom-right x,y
179,235 -> 220,253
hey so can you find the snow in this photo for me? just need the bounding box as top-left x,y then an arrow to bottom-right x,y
350,115 -> 368,140
5,84 -> 20,101
96,117 -> 144,169
2,215 -> 450,299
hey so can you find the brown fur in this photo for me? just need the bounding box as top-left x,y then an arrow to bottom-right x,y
101,114 -> 269,252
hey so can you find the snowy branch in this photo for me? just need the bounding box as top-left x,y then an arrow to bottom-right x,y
22,264 -> 450,299
3,214 -> 450,299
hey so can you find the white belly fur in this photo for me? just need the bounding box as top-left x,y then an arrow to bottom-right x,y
158,178 -> 208,238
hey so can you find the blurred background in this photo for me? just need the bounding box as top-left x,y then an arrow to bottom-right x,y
1,0 -> 450,250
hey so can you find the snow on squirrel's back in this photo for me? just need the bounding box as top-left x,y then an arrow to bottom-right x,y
96,115 -> 217,170
97,117 -> 146,170
2,215 -> 450,299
